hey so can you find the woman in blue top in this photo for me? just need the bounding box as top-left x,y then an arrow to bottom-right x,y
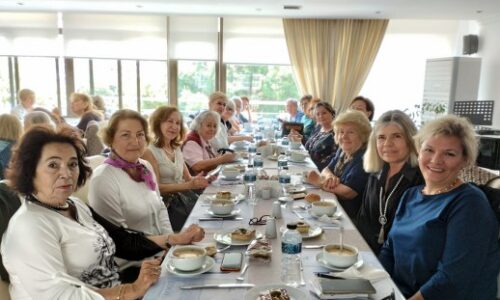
307,110 -> 371,219
379,115 -> 499,300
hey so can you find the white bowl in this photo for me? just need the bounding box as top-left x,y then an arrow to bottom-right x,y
210,200 -> 235,215
323,244 -> 358,268
171,246 -> 207,271
311,201 -> 337,217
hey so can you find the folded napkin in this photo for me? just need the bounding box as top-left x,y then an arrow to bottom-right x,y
333,264 -> 389,283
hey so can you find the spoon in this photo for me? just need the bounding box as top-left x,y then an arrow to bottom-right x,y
339,226 -> 344,253
236,263 -> 249,281
216,245 -> 231,253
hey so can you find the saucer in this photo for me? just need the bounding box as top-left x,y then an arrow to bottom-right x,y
308,209 -> 343,220
165,256 -> 215,277
245,284 -> 307,300
207,208 -> 241,217
288,158 -> 308,164
214,229 -> 263,246
315,252 -> 362,271
220,175 -> 241,181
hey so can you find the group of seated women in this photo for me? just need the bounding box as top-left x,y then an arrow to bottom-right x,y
0,89 -> 498,300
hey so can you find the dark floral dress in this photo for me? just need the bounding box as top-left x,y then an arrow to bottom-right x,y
305,128 -> 337,171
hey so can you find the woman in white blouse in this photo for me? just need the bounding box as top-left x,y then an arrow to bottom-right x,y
1,126 -> 159,300
89,110 -> 205,256
142,106 -> 209,231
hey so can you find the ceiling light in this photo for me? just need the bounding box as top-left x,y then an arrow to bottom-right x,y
375,11 -> 381,14
283,5 -> 301,10
136,4 -> 143,8
476,10 -> 483,14
256,8 -> 262,12
17,2 -> 24,5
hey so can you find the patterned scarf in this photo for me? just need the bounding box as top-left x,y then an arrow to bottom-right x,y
104,151 -> 156,191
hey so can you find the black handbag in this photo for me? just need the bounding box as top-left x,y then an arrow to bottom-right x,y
89,206 -> 163,260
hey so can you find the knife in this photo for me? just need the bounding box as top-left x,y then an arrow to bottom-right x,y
303,245 -> 325,249
198,217 -> 243,221
181,283 -> 255,290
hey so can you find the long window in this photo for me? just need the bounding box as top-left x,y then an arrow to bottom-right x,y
17,56 -> 58,110
73,58 -> 91,94
177,60 -> 216,117
92,59 -> 119,112
139,60 -> 168,115
226,64 -> 299,117
0,57 -> 11,112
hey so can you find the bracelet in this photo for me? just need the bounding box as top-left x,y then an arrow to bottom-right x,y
165,235 -> 172,249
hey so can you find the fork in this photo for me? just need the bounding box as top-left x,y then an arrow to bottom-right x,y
293,210 -> 304,220
216,245 -> 231,253
299,259 -> 306,286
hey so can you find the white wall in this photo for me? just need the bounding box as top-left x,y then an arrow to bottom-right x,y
360,20 -> 466,120
478,17 -> 500,128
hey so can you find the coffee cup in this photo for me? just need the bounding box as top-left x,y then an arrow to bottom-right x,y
222,167 -> 240,179
171,246 -> 207,271
311,201 -> 337,217
210,199 -> 235,215
323,244 -> 358,268
290,151 -> 307,162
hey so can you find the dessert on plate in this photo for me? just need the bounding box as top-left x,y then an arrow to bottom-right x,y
258,288 -> 291,300
296,221 -> 311,234
231,228 -> 256,242
216,191 -> 232,200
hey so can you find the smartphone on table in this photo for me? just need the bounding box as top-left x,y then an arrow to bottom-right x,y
220,252 -> 243,272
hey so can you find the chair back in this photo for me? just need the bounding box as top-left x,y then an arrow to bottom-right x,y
72,155 -> 106,204
85,120 -> 105,156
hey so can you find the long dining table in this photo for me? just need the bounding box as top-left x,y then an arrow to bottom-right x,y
144,147 -> 405,300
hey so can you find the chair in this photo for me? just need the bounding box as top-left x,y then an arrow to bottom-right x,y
85,120 -> 104,156
72,155 -> 106,204
0,279 -> 10,300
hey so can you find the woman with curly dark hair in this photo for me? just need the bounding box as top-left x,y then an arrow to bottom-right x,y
1,126 -> 160,300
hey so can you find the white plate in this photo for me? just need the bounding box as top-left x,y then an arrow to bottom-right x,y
308,208 -> 343,220
280,225 -> 323,239
207,193 -> 245,204
213,229 -> 263,246
267,155 -> 279,161
288,158 -> 308,164
219,175 -> 241,181
245,284 -> 308,300
165,256 -> 215,277
315,252 -> 363,271
286,185 -> 306,193
207,208 -> 241,217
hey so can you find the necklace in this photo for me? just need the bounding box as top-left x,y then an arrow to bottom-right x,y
377,174 -> 404,244
422,178 -> 461,195
28,194 -> 71,211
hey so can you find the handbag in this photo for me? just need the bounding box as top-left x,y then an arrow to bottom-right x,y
88,206 -> 163,260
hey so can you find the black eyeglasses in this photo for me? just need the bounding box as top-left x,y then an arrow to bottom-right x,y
248,214 -> 270,226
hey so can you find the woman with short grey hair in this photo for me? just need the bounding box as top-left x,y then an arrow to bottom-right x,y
183,110 -> 235,175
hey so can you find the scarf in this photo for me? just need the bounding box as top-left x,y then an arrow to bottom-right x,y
104,151 -> 156,191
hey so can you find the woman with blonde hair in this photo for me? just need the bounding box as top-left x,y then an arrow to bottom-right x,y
379,115 -> 499,299
308,110 -> 371,218
0,114 -> 22,179
70,92 -> 103,132
142,106 -> 209,231
357,110 -> 423,254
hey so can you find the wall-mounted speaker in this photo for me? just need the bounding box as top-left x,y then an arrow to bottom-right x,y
463,35 -> 479,55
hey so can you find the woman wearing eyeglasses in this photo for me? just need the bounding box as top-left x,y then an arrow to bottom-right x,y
182,110 -> 236,176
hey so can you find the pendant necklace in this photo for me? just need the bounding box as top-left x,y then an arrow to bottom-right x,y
378,174 -> 404,244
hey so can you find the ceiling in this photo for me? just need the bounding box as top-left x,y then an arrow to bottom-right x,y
1,0 -> 499,20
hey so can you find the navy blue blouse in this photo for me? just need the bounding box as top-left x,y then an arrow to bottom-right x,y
379,183 -> 499,299
326,147 -> 369,219
305,128 -> 337,171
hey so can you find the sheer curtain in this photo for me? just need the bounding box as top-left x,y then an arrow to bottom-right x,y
283,19 -> 388,112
